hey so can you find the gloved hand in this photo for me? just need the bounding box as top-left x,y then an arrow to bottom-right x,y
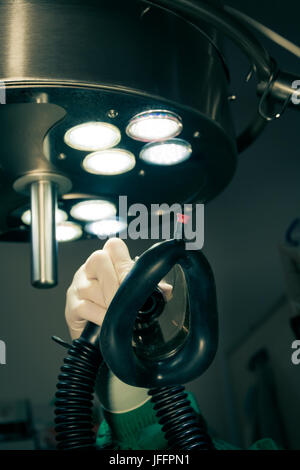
65,237 -> 173,416
65,237 -> 172,340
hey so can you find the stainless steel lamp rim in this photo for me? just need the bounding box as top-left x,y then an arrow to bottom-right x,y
2,79 -> 226,122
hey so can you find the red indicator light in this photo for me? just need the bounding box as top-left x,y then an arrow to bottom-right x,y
177,213 -> 191,224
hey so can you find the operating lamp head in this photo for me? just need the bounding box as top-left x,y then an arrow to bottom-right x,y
0,0 -> 238,287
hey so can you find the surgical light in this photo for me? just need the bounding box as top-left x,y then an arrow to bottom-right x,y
64,122 -> 121,151
82,149 -> 136,175
140,139 -> 192,166
21,208 -> 68,226
85,218 -> 127,237
70,200 -> 117,222
126,110 -> 182,142
56,221 -> 83,242
1,0 -> 298,289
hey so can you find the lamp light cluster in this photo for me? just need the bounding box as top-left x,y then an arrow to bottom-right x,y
82,149 -> 136,175
126,110 -> 182,142
140,138 -> 192,165
18,109 -> 193,242
64,109 -> 192,175
64,122 -> 121,151
20,199 -> 126,242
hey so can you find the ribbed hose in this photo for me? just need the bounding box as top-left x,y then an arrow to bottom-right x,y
55,338 -> 102,450
149,386 -> 215,450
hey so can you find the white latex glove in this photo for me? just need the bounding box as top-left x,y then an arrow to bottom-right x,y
65,237 -> 172,340
65,237 -> 173,414
96,362 -> 151,414
65,238 -> 133,340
